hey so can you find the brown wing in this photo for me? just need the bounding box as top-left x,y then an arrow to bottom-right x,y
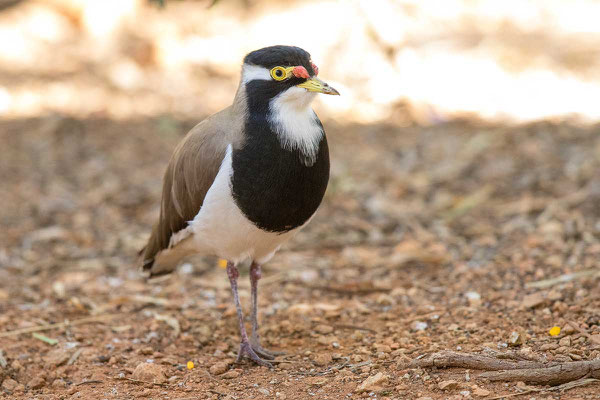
141,105 -> 244,274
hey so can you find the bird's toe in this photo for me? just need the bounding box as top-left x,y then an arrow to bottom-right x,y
236,341 -> 273,368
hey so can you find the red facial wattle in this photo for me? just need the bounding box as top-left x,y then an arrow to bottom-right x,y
292,66 -> 310,79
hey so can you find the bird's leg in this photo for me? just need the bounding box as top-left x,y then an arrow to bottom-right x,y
226,261 -> 271,367
249,261 -> 284,359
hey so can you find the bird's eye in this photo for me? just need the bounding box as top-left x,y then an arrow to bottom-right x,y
270,66 -> 288,81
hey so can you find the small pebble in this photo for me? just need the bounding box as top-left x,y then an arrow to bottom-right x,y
2,378 -> 18,391
438,380 -> 459,390
210,361 -> 230,375
562,324 -> 576,335
559,336 -> 571,347
132,362 -> 167,384
312,353 -> 332,366
221,370 -> 240,379
28,376 -> 45,389
314,324 -> 334,334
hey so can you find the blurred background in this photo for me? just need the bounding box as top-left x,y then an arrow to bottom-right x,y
2,1 -> 600,398
2,0 -> 600,124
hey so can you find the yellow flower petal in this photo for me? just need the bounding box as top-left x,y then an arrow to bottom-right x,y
218,259 -> 228,269
187,361 -> 194,370
549,326 -> 561,336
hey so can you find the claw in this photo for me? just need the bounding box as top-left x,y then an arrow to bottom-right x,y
250,337 -> 284,360
236,341 -> 273,368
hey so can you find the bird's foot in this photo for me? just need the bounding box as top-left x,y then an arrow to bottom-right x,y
249,337 -> 285,360
236,340 -> 273,368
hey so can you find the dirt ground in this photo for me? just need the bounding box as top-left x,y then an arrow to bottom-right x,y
1,115 -> 600,399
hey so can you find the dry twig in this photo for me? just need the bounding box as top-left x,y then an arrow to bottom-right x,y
480,359 -> 600,385
410,351 -> 600,386
409,351 -> 546,371
330,323 -> 377,333
0,314 -> 122,338
113,376 -> 173,387
75,380 -> 103,386
488,378 -> 600,399
525,269 -> 600,289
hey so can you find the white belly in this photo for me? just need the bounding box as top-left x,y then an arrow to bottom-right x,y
189,145 -> 300,264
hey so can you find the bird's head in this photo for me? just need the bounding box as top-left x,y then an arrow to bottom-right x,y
239,45 -> 339,113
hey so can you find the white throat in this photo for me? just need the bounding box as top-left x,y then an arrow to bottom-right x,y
240,63 -> 323,166
268,87 -> 322,165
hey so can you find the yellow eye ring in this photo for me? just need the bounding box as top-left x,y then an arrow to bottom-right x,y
270,66 -> 290,81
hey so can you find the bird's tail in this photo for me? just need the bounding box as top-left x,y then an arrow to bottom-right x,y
141,236 -> 196,278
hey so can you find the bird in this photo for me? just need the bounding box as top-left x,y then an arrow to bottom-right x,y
140,45 -> 339,367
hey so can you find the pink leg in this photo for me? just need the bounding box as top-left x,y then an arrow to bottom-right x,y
226,261 -> 271,367
249,261 -> 284,359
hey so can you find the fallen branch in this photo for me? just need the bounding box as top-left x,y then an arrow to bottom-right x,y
409,351 -> 600,386
0,314 -> 122,338
408,351 -> 546,371
480,359 -> 600,385
488,378 -> 600,399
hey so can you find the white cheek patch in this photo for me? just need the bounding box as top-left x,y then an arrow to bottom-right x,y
242,64 -> 271,84
268,87 -> 322,166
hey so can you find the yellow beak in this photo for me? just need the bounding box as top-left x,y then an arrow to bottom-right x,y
297,77 -> 340,95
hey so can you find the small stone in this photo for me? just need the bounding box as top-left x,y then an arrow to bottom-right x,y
540,343 -> 559,351
465,291 -> 481,306
316,335 -> 338,345
376,293 -> 394,305
314,324 -> 334,334
465,322 -> 478,331
547,289 -> 563,301
556,346 -> 569,354
509,331 -> 524,346
52,379 -> 67,388
10,360 -> 23,371
258,388 -> 270,395
131,362 -> 167,384
355,372 -> 389,393
312,353 -> 332,366
139,346 -> 154,355
374,344 -> 392,353
472,386 -> 490,397
28,376 -> 45,389
522,292 -> 545,309
277,363 -> 293,370
221,370 -> 240,379
44,348 -> 70,367
2,378 -> 18,391
411,321 -> 428,331
520,347 -> 532,356
275,392 -> 286,399
210,361 -> 230,375
438,380 -> 459,390
559,336 -> 571,347
562,324 -> 576,335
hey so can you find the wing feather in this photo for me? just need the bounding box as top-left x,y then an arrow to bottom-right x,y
142,106 -> 244,273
